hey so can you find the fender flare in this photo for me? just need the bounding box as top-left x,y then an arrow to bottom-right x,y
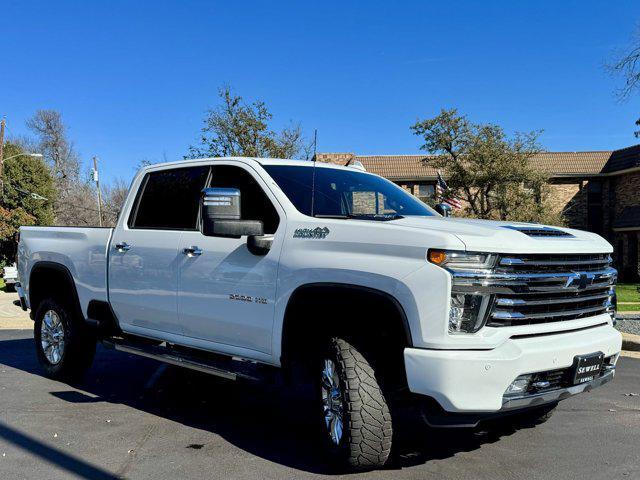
28,261 -> 84,322
281,282 -> 413,347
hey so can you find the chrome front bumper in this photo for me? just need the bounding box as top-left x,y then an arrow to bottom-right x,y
501,366 -> 615,411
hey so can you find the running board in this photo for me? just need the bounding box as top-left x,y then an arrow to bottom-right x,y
102,339 -> 264,382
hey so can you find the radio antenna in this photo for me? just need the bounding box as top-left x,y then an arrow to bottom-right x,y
310,129 -> 318,217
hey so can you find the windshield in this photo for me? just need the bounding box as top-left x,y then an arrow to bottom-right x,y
262,164 -> 436,219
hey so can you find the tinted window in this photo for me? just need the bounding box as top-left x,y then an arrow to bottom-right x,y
263,165 -> 436,218
131,166 -> 209,229
209,165 -> 280,234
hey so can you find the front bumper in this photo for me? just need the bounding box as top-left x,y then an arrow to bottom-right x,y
404,321 -> 622,413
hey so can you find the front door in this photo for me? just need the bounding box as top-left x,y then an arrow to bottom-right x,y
109,165 -> 210,339
177,163 -> 284,355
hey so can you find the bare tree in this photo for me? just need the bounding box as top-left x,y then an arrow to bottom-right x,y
25,110 -> 95,225
102,178 -> 130,226
609,27 -> 640,137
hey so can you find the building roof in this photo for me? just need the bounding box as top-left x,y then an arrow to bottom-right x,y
602,144 -> 640,173
613,205 -> 640,230
317,146 -> 640,180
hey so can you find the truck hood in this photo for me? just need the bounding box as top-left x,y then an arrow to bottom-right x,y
390,216 -> 612,254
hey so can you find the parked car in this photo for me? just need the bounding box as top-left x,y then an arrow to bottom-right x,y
16,157 -> 622,470
3,263 -> 18,291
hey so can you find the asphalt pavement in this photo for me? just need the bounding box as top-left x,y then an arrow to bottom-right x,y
0,329 -> 639,480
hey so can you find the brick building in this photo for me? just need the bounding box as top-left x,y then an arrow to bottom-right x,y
316,145 -> 640,281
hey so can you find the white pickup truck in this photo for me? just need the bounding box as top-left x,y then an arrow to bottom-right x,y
16,157 -> 621,470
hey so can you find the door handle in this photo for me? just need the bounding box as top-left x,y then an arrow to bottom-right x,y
115,242 -> 131,252
183,246 -> 203,257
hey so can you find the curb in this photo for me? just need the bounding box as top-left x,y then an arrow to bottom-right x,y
622,332 -> 640,352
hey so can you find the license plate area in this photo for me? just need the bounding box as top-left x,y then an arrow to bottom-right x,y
572,351 -> 604,385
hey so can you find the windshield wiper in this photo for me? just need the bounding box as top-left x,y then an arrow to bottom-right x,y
313,213 -> 404,221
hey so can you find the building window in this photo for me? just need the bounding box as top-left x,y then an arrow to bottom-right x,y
415,184 -> 435,204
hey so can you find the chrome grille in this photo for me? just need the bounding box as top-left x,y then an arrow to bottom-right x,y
489,254 -> 615,326
451,253 -> 616,327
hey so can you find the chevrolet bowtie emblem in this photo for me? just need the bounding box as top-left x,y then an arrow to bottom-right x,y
565,272 -> 595,290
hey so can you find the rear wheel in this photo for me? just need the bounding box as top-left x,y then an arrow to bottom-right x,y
34,298 -> 96,382
318,337 -> 393,471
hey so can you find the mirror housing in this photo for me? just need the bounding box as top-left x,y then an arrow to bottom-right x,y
435,203 -> 452,218
247,235 -> 274,256
201,187 -> 264,238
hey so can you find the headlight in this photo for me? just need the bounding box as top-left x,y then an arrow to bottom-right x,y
428,250 -> 496,334
449,293 -> 492,334
428,250 -> 497,271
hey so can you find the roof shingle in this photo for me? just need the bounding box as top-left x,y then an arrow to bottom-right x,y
353,151 -> 614,180
317,145 -> 640,179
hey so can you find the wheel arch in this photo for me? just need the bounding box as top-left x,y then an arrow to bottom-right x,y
28,261 -> 84,322
279,282 -> 413,370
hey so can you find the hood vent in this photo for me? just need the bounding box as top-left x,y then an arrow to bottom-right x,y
502,226 -> 574,238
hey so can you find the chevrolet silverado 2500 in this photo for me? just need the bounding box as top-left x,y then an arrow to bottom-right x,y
16,157 -> 622,470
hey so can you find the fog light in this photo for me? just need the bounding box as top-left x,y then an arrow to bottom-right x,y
448,293 -> 491,334
505,374 -> 532,396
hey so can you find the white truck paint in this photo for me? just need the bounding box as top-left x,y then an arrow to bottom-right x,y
16,157 -> 622,468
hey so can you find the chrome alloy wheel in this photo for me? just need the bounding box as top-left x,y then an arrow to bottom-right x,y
321,358 -> 345,445
41,310 -> 65,365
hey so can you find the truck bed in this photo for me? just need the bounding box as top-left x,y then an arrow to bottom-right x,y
17,226 -> 114,317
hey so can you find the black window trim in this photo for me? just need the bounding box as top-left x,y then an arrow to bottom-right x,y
127,162 -> 284,233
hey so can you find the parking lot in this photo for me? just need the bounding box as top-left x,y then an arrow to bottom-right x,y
0,293 -> 639,480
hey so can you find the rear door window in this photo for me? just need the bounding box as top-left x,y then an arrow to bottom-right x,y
129,166 -> 210,230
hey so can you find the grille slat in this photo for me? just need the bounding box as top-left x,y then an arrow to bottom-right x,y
495,291 -> 611,307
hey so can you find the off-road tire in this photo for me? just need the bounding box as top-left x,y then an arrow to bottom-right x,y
320,337 -> 393,471
34,298 -> 96,382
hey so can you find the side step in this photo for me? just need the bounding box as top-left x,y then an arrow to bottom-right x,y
102,338 -> 269,382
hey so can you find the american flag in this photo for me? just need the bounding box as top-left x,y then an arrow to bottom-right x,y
436,171 -> 462,209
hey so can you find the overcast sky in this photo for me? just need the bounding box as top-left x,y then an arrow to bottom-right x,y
2,1 -> 640,182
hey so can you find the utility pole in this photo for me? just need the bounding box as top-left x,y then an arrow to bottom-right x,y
0,118 -> 5,199
92,156 -> 103,227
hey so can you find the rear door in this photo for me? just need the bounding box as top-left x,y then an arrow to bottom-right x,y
108,165 -> 210,339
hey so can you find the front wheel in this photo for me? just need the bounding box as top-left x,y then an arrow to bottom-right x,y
319,337 -> 393,471
34,298 -> 96,382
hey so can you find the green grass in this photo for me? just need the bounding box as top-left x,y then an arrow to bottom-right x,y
616,283 -> 640,312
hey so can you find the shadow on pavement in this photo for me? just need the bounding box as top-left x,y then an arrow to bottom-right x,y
0,421 -> 119,480
0,334 -> 526,475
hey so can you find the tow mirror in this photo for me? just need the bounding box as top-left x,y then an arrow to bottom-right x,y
201,188 -> 264,238
435,203 -> 452,218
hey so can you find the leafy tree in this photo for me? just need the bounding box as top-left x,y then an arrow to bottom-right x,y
609,28 -> 640,137
0,142 -> 55,265
3,142 -> 56,225
411,109 -> 563,225
187,87 -> 309,159
0,206 -> 35,266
